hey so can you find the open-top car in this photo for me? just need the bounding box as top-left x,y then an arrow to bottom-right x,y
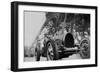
35,12 -> 90,61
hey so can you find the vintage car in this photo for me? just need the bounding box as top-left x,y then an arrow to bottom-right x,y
35,13 -> 90,61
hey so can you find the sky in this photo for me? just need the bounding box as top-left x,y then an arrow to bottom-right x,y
24,11 -> 46,47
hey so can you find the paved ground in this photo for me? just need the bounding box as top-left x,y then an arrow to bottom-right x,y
24,54 -> 81,62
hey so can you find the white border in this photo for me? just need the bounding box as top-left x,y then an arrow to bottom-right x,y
18,5 -> 95,68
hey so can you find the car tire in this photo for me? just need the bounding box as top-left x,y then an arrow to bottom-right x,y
46,41 -> 59,60
35,47 -> 41,61
79,38 -> 90,59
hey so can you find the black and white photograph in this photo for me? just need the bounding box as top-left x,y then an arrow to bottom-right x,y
24,11 -> 90,62
11,1 -> 97,71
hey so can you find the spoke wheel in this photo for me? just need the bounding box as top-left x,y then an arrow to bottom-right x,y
46,41 -> 59,61
47,43 -> 54,60
80,38 -> 90,59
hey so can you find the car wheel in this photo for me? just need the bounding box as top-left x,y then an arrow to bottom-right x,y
35,47 -> 41,61
47,41 -> 59,61
79,38 -> 90,59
